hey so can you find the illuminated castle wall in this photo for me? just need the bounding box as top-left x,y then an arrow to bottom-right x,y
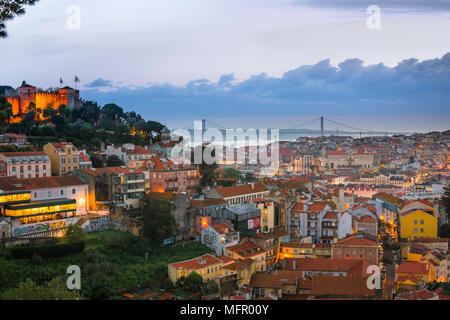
6,82 -> 82,122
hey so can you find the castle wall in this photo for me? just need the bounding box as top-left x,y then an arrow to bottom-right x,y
6,86 -> 82,123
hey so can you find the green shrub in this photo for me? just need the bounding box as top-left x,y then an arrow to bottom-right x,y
11,241 -> 85,259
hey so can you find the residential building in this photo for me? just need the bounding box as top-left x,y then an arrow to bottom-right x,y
44,142 -> 80,176
0,175 -> 88,238
0,133 -> 28,148
225,241 -> 267,272
0,152 -> 51,178
332,233 -> 379,265
201,224 -> 239,256
399,209 -> 437,240
106,144 -> 154,169
190,198 -> 228,233
207,183 -> 270,206
147,155 -> 200,195
75,166 -> 147,211
216,203 -> 261,237
168,254 -> 227,284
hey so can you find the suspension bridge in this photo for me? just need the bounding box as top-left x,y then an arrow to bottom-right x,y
173,116 -> 417,138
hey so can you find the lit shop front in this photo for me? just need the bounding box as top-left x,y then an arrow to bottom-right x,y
3,198 -> 80,238
0,191 -> 31,205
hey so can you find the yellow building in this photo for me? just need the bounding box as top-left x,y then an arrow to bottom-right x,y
399,209 -> 437,241
225,241 -> 267,272
168,254 -> 225,284
43,142 -> 80,176
396,261 -> 432,290
222,258 -> 257,287
253,200 -> 275,233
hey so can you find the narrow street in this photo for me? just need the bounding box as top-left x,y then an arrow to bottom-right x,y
382,236 -> 396,300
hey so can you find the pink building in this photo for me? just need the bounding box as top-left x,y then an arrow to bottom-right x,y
0,151 -> 51,178
146,156 -> 200,195
0,133 -> 27,147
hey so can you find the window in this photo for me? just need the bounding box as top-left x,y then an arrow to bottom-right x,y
420,220 -> 424,225
414,228 -> 417,233
346,249 -> 350,257
414,220 -> 417,225
420,228 -> 424,233
72,188 -> 76,194
61,158 -> 65,164
61,190 -> 64,196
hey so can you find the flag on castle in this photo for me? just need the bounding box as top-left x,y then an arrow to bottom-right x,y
59,78 -> 63,87
74,76 -> 80,89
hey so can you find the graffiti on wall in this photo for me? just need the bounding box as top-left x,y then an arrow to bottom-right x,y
13,218 -> 81,237
82,216 -> 111,233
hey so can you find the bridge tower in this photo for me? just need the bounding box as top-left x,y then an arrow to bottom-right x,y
320,116 -> 324,137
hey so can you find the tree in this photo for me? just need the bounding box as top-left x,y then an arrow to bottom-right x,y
101,103 -> 124,122
201,168 -> 216,187
64,225 -> 86,243
90,154 -> 103,168
57,104 -> 71,119
244,172 -> 257,183
82,252 -> 117,299
142,199 -> 177,245
442,183 -> 450,221
438,223 -> 450,238
0,0 -> 40,38
0,94 -> 13,126
106,155 -> 124,167
1,277 -> 81,300
176,272 -> 203,292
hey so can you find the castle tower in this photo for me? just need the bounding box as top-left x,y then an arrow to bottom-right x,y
16,81 -> 36,114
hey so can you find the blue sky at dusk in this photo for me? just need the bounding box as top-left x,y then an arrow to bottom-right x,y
1,0 -> 450,131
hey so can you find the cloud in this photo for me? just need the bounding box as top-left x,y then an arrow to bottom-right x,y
289,0 -> 450,12
84,77 -> 115,88
81,53 -> 450,126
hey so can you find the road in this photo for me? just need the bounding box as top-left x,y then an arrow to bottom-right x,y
382,236 -> 396,300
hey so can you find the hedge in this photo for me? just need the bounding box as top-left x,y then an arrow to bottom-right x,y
11,241 -> 85,259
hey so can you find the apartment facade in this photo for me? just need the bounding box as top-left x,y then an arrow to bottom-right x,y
44,142 -> 80,175
0,152 -> 51,178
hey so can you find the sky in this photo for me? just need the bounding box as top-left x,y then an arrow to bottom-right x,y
1,0 -> 450,131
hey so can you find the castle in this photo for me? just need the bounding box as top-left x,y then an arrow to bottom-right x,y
5,81 -> 83,122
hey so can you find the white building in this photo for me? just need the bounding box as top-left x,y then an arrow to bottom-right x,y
201,224 -> 239,256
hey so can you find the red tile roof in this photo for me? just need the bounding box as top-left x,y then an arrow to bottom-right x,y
211,224 -> 235,235
216,183 -> 269,198
227,241 -> 265,258
311,275 -> 376,297
169,254 -> 223,271
396,261 -> 430,275
0,151 -> 47,157
0,175 -> 86,191
284,258 -> 364,276
334,234 -> 378,247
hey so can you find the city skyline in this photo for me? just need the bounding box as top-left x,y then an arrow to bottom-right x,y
1,0 -> 450,131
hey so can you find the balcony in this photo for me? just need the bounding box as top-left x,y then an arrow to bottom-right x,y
186,176 -> 198,180
165,186 -> 179,192
165,177 -> 178,182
